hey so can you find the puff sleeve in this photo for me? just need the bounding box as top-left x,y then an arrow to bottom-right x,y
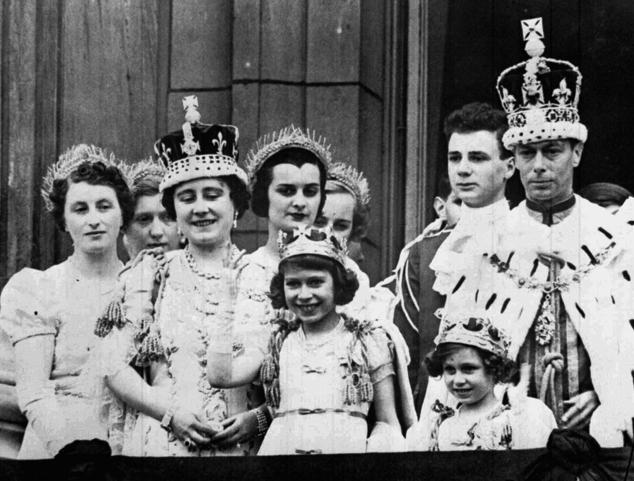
0,268 -> 58,345
0,269 -> 69,456
363,326 -> 395,385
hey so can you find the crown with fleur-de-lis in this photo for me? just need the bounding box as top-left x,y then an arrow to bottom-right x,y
154,95 -> 247,191
244,125 -> 332,192
278,226 -> 348,268
326,162 -> 371,208
434,309 -> 511,359
496,17 -> 587,149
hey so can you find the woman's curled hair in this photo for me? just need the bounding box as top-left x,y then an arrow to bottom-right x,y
268,254 -> 359,309
49,160 -> 134,231
250,148 -> 327,218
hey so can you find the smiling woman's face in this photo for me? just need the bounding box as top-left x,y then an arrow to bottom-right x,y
64,181 -> 122,255
173,177 -> 235,249
267,163 -> 322,231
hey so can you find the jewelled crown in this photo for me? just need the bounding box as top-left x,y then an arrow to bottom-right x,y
244,125 -> 332,192
154,95 -> 248,191
278,226 -> 348,268
326,162 -> 371,208
496,17 -> 587,149
434,310 -> 511,359
120,156 -> 166,192
41,144 -> 121,212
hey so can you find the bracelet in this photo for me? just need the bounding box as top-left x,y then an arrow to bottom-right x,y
253,407 -> 270,437
160,404 -> 176,432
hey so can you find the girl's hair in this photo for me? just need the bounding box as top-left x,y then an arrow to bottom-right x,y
49,160 -> 134,231
161,174 -> 251,220
424,342 -> 516,384
268,254 -> 359,308
324,182 -> 370,242
250,148 -> 327,218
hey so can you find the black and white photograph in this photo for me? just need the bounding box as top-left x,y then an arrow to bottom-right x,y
0,1 -> 633,479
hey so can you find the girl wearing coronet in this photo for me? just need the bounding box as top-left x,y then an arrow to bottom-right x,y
258,227 -> 406,455
406,312 -> 556,451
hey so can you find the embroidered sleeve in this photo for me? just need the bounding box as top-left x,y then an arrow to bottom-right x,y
0,268 -> 58,345
103,254 -> 165,372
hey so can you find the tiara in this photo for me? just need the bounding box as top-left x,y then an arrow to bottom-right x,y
121,156 -> 166,191
244,125 -> 332,192
434,309 -> 511,359
326,162 -> 370,208
278,226 -> 347,268
41,144 -> 120,212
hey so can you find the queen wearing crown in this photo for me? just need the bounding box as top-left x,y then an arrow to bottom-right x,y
0,145 -> 134,458
96,97 -> 271,456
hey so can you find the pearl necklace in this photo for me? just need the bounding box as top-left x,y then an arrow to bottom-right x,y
184,246 -> 221,280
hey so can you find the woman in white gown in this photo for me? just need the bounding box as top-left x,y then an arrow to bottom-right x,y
0,145 -> 133,458
97,98 -> 270,456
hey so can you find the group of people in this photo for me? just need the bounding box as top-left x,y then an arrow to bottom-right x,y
0,17 -> 633,459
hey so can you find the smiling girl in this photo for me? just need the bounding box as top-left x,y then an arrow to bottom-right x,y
407,312 -> 556,451
258,227 -> 408,455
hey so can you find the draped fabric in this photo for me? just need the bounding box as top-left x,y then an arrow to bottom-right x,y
1,446 -> 632,481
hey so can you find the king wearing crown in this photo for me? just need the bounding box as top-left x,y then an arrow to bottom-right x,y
429,18 -> 634,447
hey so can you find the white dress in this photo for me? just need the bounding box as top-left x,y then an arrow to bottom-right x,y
407,395 -> 556,451
0,261 -> 116,458
99,248 -> 271,456
259,320 -> 395,455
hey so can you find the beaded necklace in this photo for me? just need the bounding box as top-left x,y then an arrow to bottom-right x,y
184,245 -> 222,280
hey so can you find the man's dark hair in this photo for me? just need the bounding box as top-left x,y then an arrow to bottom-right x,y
444,102 -> 512,159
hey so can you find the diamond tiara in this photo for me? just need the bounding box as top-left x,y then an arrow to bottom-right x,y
244,125 -> 332,192
41,144 -> 121,212
326,162 -> 370,208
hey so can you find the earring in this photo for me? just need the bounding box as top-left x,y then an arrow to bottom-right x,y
177,227 -> 183,237
232,212 -> 238,229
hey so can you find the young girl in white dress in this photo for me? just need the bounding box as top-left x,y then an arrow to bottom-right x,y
407,312 -> 556,451
258,227 -> 405,455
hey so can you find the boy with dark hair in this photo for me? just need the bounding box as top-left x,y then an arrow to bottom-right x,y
393,102 -> 514,414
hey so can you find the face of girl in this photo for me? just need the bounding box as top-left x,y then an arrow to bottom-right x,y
283,265 -> 336,326
314,191 -> 355,241
173,178 -> 235,249
442,346 -> 496,406
267,163 -> 322,231
124,194 -> 180,257
64,181 -> 123,255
